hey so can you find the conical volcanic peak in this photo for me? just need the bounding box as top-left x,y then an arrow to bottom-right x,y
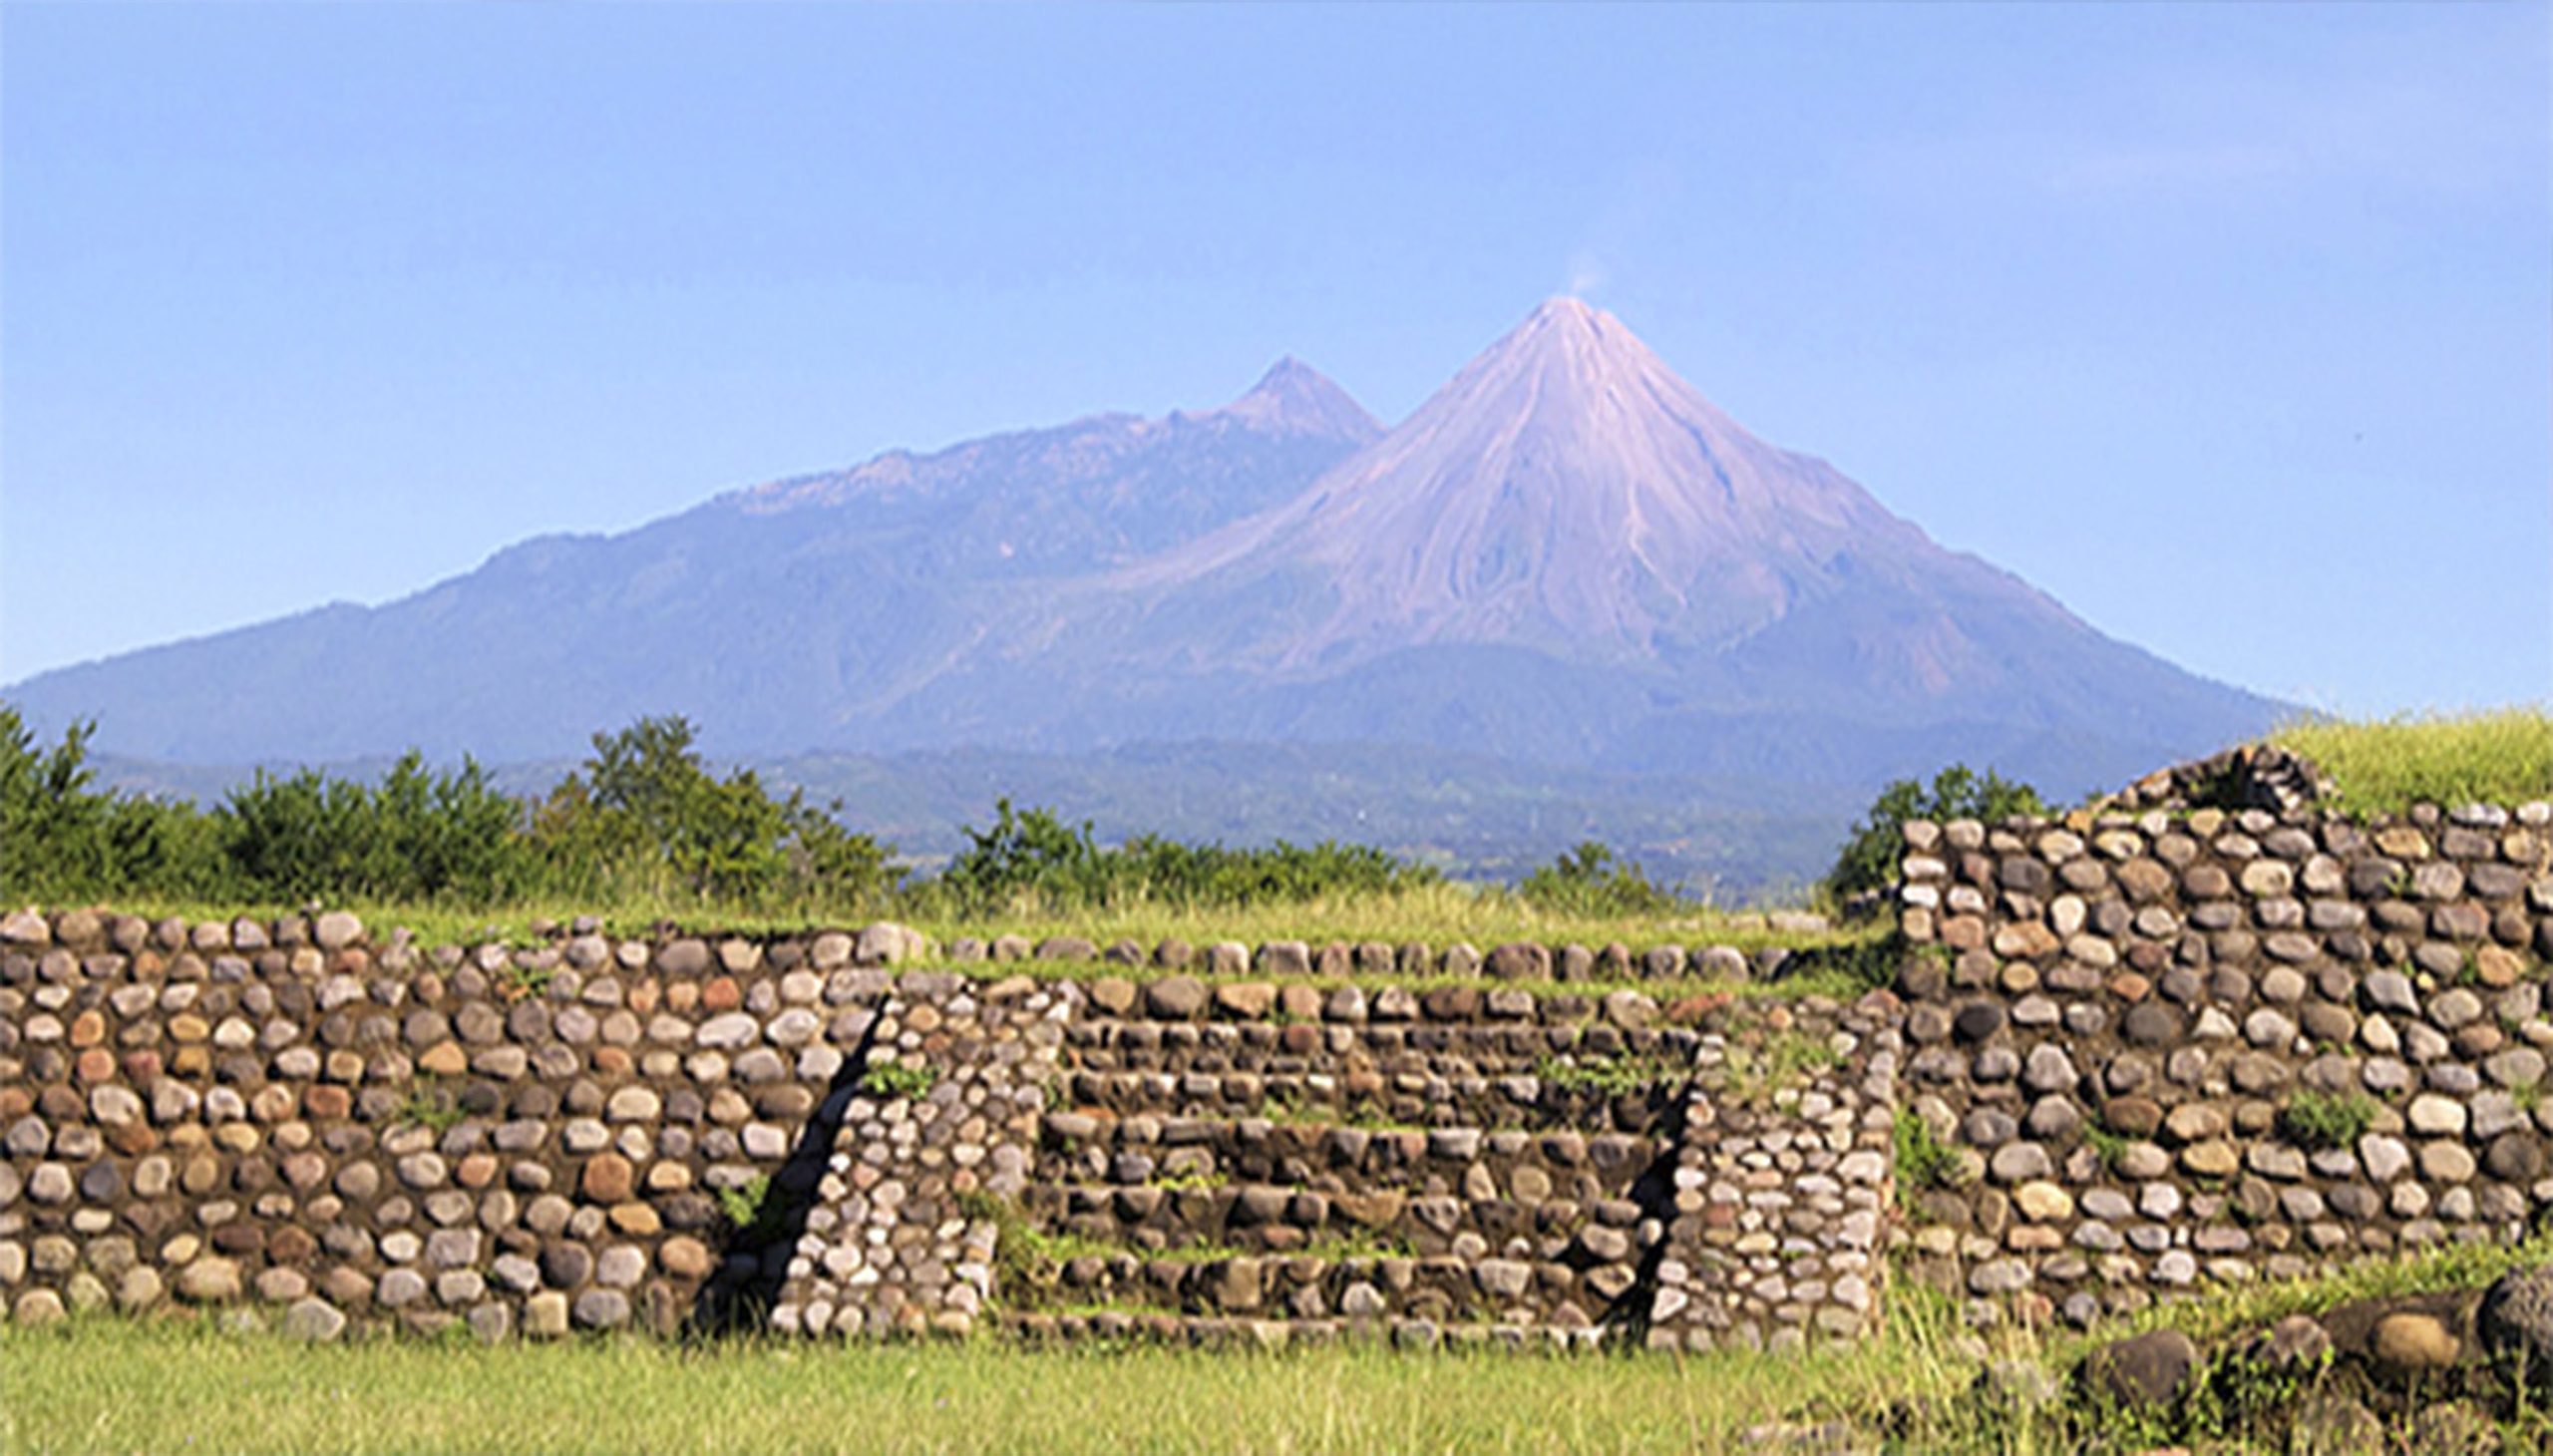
1106,297 -> 1936,668
1207,356 -> 1380,443
1486,295 -> 1651,377
727,354 -> 1375,520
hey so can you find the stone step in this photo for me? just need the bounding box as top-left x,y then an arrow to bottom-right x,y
1021,1178 -> 1654,1256
1002,1246 -> 1653,1324
1001,1309 -> 1627,1352
1063,1015 -> 1696,1071
1034,1112 -> 1663,1192
1048,1068 -> 1680,1133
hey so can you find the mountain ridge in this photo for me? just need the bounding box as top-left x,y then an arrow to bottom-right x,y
5,299 -> 2279,805
870,298 -> 2279,781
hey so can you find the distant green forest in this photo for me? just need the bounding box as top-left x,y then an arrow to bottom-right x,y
6,704 -> 1792,917
64,717 -> 1861,902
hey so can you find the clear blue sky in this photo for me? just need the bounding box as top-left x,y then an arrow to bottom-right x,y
5,3 -> 2547,717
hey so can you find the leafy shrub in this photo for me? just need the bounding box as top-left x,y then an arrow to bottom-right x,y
930,797 -> 1439,913
1826,764 -> 2045,903
0,706 -> 233,902
1513,841 -> 1688,916
935,799 -> 1108,910
222,751 -> 528,902
1114,834 -> 1437,908
11,702 -> 1489,923
528,715 -> 896,909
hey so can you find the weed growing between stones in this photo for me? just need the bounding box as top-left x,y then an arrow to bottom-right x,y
1891,1107 -> 1966,1215
390,1077 -> 464,1134
714,1174 -> 785,1245
2080,1119 -> 2130,1174
1145,1169 -> 1227,1193
1534,1049 -> 1691,1098
1246,1097 -> 1427,1134
2279,1087 -> 2381,1151
954,1191 -> 1101,1307
1715,1030 -> 1840,1109
858,1059 -> 939,1101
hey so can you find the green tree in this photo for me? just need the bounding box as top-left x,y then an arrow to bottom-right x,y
219,751 -> 528,901
1515,841 -> 1687,916
1825,764 -> 2044,903
532,715 -> 894,907
1,708 -> 113,896
0,705 -> 231,901
939,798 -> 1106,910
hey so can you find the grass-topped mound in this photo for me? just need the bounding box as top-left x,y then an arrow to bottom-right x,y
2271,705 -> 2553,818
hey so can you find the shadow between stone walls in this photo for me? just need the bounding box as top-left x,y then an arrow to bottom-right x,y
1612,1090 -> 1695,1346
685,1007 -> 885,1336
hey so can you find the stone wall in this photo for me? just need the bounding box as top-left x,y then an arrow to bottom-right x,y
1894,798 -> 2553,1329
20,796 -> 2543,1356
0,909 -> 912,1339
768,972 -> 1070,1337
1652,995 -> 1897,1350
0,910 -> 1877,1347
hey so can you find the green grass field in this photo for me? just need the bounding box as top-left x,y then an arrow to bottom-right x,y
11,1236 -> 2553,1455
0,1318 -> 1921,1456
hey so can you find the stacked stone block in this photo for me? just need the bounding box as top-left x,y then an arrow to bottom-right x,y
1007,978 -> 1680,1344
769,972 -> 1071,1337
1649,994 -> 1898,1351
0,910 -> 904,1337
936,933 -> 1818,984
0,909 -> 1917,1350
1895,799 -> 2553,1328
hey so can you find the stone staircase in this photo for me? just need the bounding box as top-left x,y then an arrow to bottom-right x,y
750,967 -> 1895,1350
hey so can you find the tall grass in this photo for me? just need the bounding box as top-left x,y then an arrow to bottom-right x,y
12,1234 -> 2553,1455
0,1317 -> 1921,1456
2272,704 -> 2553,815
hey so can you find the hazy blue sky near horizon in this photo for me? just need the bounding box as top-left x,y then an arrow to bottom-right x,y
4,3 -> 2547,724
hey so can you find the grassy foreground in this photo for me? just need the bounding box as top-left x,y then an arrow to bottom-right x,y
12,1235 -> 2553,1455
0,1318 -> 1944,1456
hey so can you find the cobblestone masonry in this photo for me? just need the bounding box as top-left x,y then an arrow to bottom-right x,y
15,799 -> 2541,1351
769,973 -> 1071,1338
1895,798 -> 2553,1330
0,911 -> 1872,1345
0,912 -> 905,1339
1650,996 -> 1898,1352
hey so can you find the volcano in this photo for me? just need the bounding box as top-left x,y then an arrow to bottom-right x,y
5,298 -> 2275,797
879,298 -> 2278,784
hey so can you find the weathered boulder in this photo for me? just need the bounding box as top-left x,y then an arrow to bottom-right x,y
2480,1263 -> 2553,1390
2079,1327 -> 2200,1410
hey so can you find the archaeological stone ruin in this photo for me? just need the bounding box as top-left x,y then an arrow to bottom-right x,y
3,790 -> 2550,1354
